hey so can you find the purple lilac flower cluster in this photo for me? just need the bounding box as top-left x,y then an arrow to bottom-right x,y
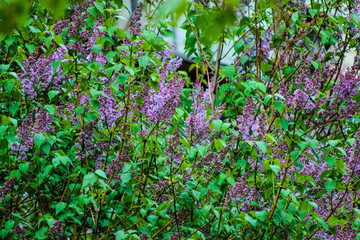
343,128 -> 360,180
128,2 -> 143,36
157,47 -> 183,80
0,177 -> 16,200
168,233 -> 183,240
139,233 -> 149,240
279,62 -> 360,124
185,80 -> 210,144
53,19 -> 70,35
165,129 -> 182,167
11,108 -> 54,161
98,87 -> 122,127
225,175 -> 257,212
124,2 -> 144,45
107,154 -> 130,182
49,220 -> 63,238
67,6 -> 88,37
236,97 -> 260,141
153,179 -> 169,193
75,123 -> 95,161
140,74 -> 186,123
196,151 -> 222,173
18,48 -> 67,99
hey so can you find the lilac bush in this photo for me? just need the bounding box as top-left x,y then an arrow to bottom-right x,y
1,0 -> 360,239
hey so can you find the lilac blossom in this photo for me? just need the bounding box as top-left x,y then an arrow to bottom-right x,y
237,97 -> 257,140
18,48 -> 68,99
75,123 -> 95,161
11,108 -> 54,161
98,87 -> 121,127
107,154 -> 129,182
49,220 -> 63,238
0,177 -> 16,200
128,2 -> 143,36
139,74 -> 186,123
184,80 -> 210,144
289,89 -> 316,112
139,234 -> 149,240
165,129 -> 183,167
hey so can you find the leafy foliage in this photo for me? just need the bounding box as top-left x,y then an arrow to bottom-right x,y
1,0 -> 360,239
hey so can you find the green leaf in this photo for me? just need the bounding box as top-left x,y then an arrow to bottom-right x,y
270,165 -> 280,174
89,98 -> 100,110
1,64 -> 10,73
52,157 -> 60,167
291,12 -> 299,23
215,139 -> 224,151
42,143 -> 51,155
5,220 -> 14,233
308,201 -> 318,209
0,125 -> 8,138
325,181 -> 336,194
139,55 -> 150,68
87,6 -> 98,17
95,169 -> 108,179
44,105 -> 55,115
308,139 -> 319,151
223,65 -> 236,79
318,218 -> 329,230
196,145 -> 208,157
255,210 -> 267,222
52,60 -> 61,73
19,162 -> 29,174
274,101 -> 284,113
245,215 -> 257,227
82,173 -> 98,189
93,1 -> 104,14
121,173 -> 131,184
115,230 -> 128,240
311,60 -> 322,72
222,123 -> 231,131
328,216 -> 338,227
280,119 -> 289,130
290,151 -> 301,161
147,80 -> 159,92
4,80 -> 15,93
309,9 -> 318,18
34,134 -> 46,147
53,35 -> 64,45
328,140 -> 339,147
281,189 -> 291,198
55,202 -> 66,215
355,208 -> 360,218
10,103 -> 19,116
212,120 -> 223,132
256,82 -> 266,94
91,44 -> 102,54
108,26 -> 117,37
147,214 -> 159,226
255,141 -> 267,153
35,226 -> 48,240
326,157 -> 336,168
116,73 -> 128,85
48,90 -> 59,102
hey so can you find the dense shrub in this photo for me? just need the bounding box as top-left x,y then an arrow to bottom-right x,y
1,0 -> 360,239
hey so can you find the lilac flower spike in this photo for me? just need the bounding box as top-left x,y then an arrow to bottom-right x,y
0,177 -> 16,201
